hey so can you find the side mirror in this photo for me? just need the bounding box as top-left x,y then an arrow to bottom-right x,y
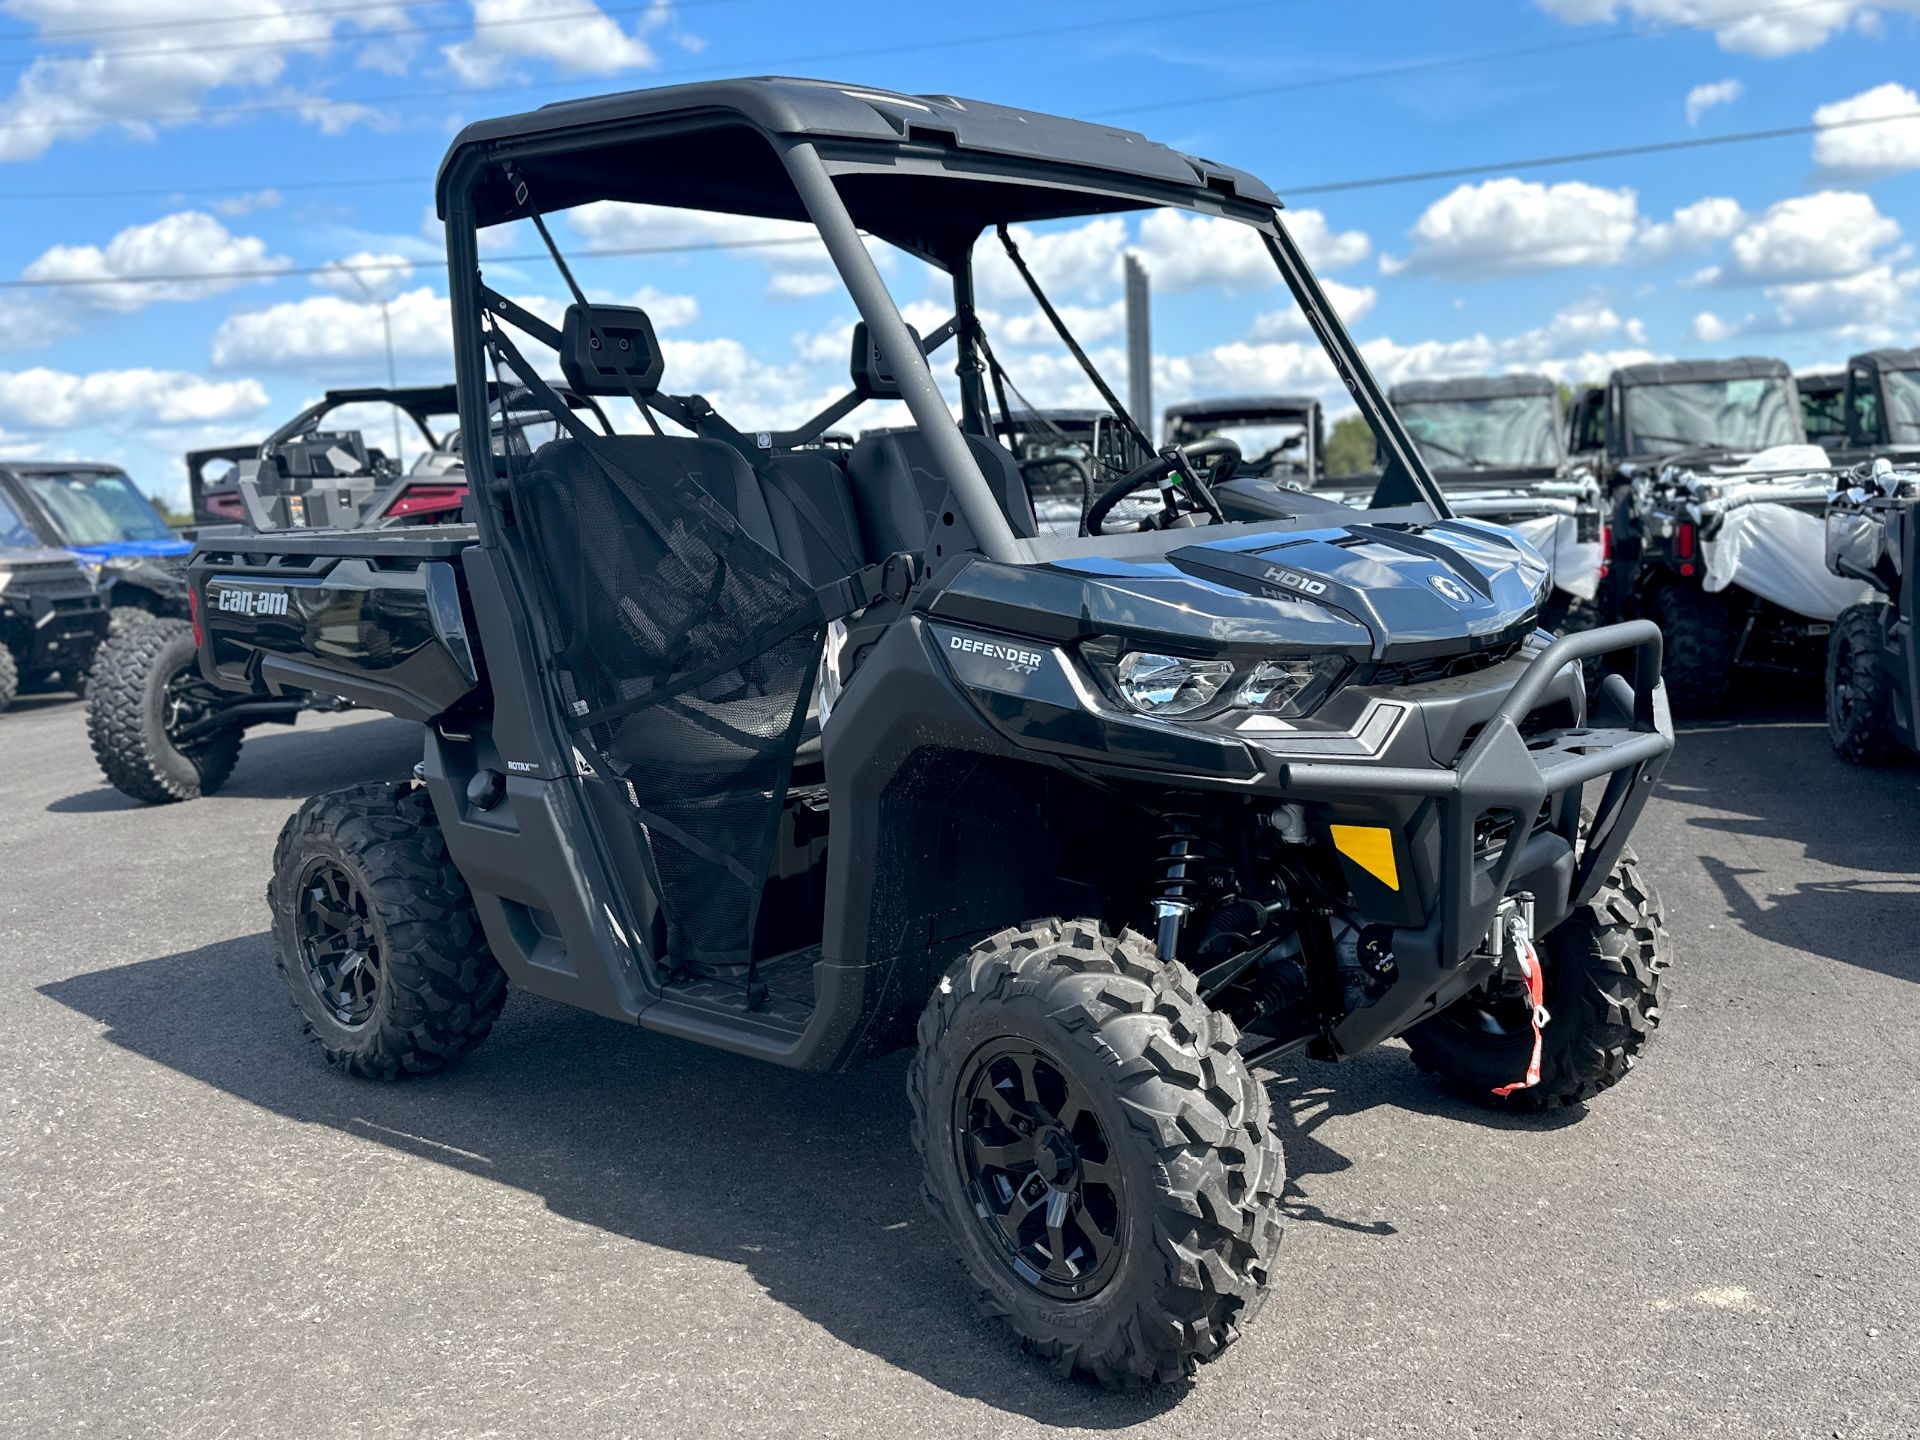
560,303 -> 664,397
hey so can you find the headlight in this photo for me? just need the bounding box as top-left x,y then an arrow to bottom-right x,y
1115,651 -> 1231,715
1105,649 -> 1347,720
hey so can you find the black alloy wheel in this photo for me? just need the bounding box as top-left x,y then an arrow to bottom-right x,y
296,860 -> 384,1028
953,1039 -> 1125,1301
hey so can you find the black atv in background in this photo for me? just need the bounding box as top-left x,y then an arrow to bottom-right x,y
1824,459 -> 1920,763
1162,394 -> 1324,486
0,485 -> 109,713
1800,370 -> 1851,458
1578,357 -> 1869,710
0,461 -> 190,635
182,78 -> 1676,1387
1805,349 -> 1920,471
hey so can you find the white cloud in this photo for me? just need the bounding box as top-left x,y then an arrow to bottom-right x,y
974,218 -> 1129,305
1812,83 -> 1920,180
1534,0 -> 1911,59
1686,78 -> 1743,125
211,287 -> 455,373
1762,263 -> 1920,343
1249,280 -> 1378,337
0,0 -> 413,163
566,200 -> 863,299
1723,191 -> 1901,281
1690,311 -> 1745,343
1286,209 -> 1373,271
1360,299 -> 1658,389
443,0 -> 674,85
0,367 -> 269,430
1637,196 -> 1746,260
21,211 -> 289,313
1126,209 -> 1370,295
1383,178 -> 1642,276
213,188 -> 283,218
312,252 -> 417,300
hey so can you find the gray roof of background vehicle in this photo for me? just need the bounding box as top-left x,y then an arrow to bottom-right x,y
1163,395 -> 1320,424
1796,370 -> 1846,391
1849,348 -> 1920,374
436,77 -> 1280,239
1389,374 -> 1555,403
1613,357 -> 1792,387
0,461 -> 127,476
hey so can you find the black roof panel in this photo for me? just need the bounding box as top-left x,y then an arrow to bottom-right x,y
1850,348 -> 1920,374
1163,395 -> 1320,424
1614,357 -> 1791,386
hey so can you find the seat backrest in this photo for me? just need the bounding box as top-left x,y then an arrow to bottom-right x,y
755,451 -> 867,585
845,430 -> 1037,565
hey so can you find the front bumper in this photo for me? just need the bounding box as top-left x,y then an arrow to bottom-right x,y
1275,621 -> 1671,1049
1,585 -> 109,673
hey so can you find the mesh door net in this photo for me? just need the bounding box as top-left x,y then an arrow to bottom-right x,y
512,432 -> 826,975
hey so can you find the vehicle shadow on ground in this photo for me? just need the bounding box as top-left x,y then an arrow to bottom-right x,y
1653,712 -> 1920,981
43,716 -> 422,813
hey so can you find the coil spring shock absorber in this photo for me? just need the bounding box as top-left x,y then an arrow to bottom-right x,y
1152,814 -> 1212,961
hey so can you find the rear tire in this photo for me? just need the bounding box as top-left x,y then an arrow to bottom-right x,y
268,782 -> 507,1079
1404,847 -> 1670,1111
1827,602 -> 1904,765
86,618 -> 242,803
0,645 -> 17,713
910,919 -> 1284,1387
1649,581 -> 1734,713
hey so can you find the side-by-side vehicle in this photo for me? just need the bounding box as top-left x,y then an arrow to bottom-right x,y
183,78 -> 1676,1385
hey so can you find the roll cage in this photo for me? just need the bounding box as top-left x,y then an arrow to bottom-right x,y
434,77 -> 1449,566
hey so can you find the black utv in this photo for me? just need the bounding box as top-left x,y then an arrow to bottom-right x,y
0,461 -> 190,635
1825,459 -> 1920,763
186,79 -> 1675,1386
1163,394 -> 1324,487
0,484 -> 109,712
993,408 -> 1148,534
1580,358 -> 1866,710
1810,350 -> 1920,469
88,382 -> 607,803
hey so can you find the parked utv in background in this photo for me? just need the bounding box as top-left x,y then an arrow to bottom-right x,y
0,462 -> 189,634
1825,458 -> 1920,763
0,485 -> 109,712
1579,358 -> 1871,709
1384,375 -> 1600,634
88,381 -> 599,803
993,408 -> 1147,534
1822,349 -> 1920,468
1800,371 -> 1851,457
187,381 -> 611,530
1163,394 -> 1324,486
188,78 -> 1675,1386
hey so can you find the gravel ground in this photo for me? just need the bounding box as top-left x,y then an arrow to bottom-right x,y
1,692 -> 1916,1438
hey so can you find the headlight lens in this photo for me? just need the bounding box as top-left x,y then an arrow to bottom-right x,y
1106,649 -> 1347,720
1115,651 -> 1232,715
1237,658 -> 1319,712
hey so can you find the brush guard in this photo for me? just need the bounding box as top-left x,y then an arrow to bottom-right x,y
1275,620 -> 1672,966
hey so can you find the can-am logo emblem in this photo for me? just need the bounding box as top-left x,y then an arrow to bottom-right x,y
1428,575 -> 1474,605
214,586 -> 289,618
947,633 -> 1043,675
1260,565 -> 1329,596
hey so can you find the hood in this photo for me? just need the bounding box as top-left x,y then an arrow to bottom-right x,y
68,538 -> 192,561
927,517 -> 1551,664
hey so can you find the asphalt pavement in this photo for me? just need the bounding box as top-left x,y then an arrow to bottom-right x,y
2,690 -> 1916,1438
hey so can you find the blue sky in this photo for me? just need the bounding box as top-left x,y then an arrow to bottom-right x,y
0,0 -> 1915,505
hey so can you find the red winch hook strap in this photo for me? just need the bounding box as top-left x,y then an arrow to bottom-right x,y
1491,934 -> 1549,1098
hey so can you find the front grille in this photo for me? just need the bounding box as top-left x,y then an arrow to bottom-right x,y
1363,637 -> 1523,689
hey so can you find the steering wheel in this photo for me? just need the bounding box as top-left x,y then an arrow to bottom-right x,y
1084,437 -> 1240,536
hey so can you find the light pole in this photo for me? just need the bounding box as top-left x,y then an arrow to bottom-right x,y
345,267 -> 404,464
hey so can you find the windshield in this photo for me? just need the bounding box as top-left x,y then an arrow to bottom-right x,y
20,470 -> 174,545
1397,395 -> 1559,470
0,489 -> 35,548
1884,370 -> 1920,440
1166,415 -> 1313,476
1624,378 -> 1800,456
1800,383 -> 1848,442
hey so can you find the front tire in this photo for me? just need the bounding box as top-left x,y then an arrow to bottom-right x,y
0,645 -> 16,713
1404,847 -> 1670,1111
910,920 -> 1284,1387
1649,580 -> 1734,713
1827,602 -> 1904,765
86,618 -> 242,803
268,782 -> 507,1079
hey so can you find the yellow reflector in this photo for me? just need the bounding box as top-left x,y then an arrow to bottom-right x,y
1330,824 -> 1400,891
